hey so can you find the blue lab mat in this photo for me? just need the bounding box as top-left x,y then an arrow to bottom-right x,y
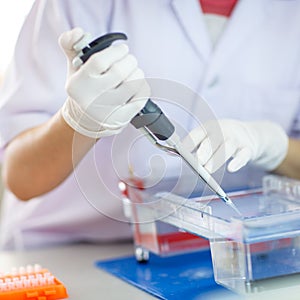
95,249 -> 236,299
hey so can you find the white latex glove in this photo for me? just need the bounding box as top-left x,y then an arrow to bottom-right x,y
59,28 -> 150,138
58,27 -> 92,77
182,119 -> 289,173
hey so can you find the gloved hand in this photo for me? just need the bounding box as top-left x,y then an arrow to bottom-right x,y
182,119 -> 289,173
59,28 -> 150,138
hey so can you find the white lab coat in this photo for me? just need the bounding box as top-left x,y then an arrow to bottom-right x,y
0,0 -> 300,250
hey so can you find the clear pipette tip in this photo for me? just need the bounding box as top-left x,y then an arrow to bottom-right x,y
221,195 -> 243,216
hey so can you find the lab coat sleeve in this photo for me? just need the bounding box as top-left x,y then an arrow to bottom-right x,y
289,104 -> 300,138
0,0 -> 112,155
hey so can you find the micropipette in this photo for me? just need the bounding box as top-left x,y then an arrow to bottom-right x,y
130,100 -> 241,215
73,32 -> 241,215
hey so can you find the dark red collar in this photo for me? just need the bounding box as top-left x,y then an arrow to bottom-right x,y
199,0 -> 238,17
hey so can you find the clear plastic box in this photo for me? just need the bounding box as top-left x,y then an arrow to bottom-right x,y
120,175 -> 300,294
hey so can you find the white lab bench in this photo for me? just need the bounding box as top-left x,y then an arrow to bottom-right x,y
1,242 -> 300,300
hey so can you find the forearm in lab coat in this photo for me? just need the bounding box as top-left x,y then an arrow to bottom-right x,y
1,110 -> 96,201
273,138 -> 300,180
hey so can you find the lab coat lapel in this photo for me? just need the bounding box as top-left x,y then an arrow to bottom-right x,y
204,0 -> 268,84
171,0 -> 212,62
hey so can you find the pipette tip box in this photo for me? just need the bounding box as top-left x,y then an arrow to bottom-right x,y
0,264 -> 68,300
